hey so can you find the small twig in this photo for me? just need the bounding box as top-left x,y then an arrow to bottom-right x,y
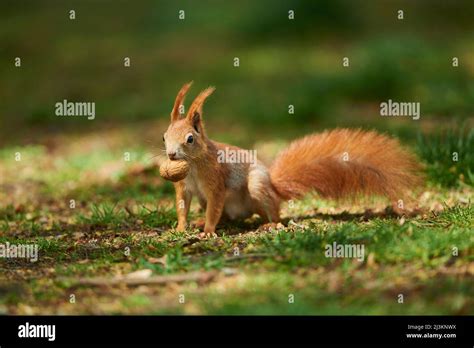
224,253 -> 270,262
141,205 -> 154,214
60,270 -> 218,287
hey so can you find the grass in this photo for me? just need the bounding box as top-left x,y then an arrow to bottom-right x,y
416,126 -> 474,187
0,118 -> 472,315
0,164 -> 472,314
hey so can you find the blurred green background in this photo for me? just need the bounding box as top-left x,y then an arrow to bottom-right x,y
1,0 -> 474,142
1,0 -> 473,186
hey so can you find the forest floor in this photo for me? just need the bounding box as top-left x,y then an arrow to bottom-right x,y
0,121 -> 472,314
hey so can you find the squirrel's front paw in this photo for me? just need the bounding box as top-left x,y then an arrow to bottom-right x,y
198,231 -> 217,239
176,223 -> 187,232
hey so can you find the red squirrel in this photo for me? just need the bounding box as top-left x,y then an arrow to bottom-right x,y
162,82 -> 422,237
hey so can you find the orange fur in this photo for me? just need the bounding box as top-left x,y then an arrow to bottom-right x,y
171,81 -> 193,121
270,129 -> 422,201
186,86 -> 215,119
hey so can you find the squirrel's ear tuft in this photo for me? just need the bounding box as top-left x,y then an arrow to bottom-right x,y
171,81 -> 193,122
186,86 -> 215,122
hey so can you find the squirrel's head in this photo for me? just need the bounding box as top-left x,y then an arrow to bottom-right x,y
163,82 -> 215,161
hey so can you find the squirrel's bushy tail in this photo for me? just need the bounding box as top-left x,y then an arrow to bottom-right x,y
269,129 -> 422,201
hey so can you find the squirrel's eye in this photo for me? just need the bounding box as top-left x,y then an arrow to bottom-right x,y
186,134 -> 194,144
162,134 -> 165,142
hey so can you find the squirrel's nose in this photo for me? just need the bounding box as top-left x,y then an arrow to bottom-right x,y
168,152 -> 177,160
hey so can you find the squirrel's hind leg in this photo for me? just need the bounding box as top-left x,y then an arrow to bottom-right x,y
248,165 -> 281,223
